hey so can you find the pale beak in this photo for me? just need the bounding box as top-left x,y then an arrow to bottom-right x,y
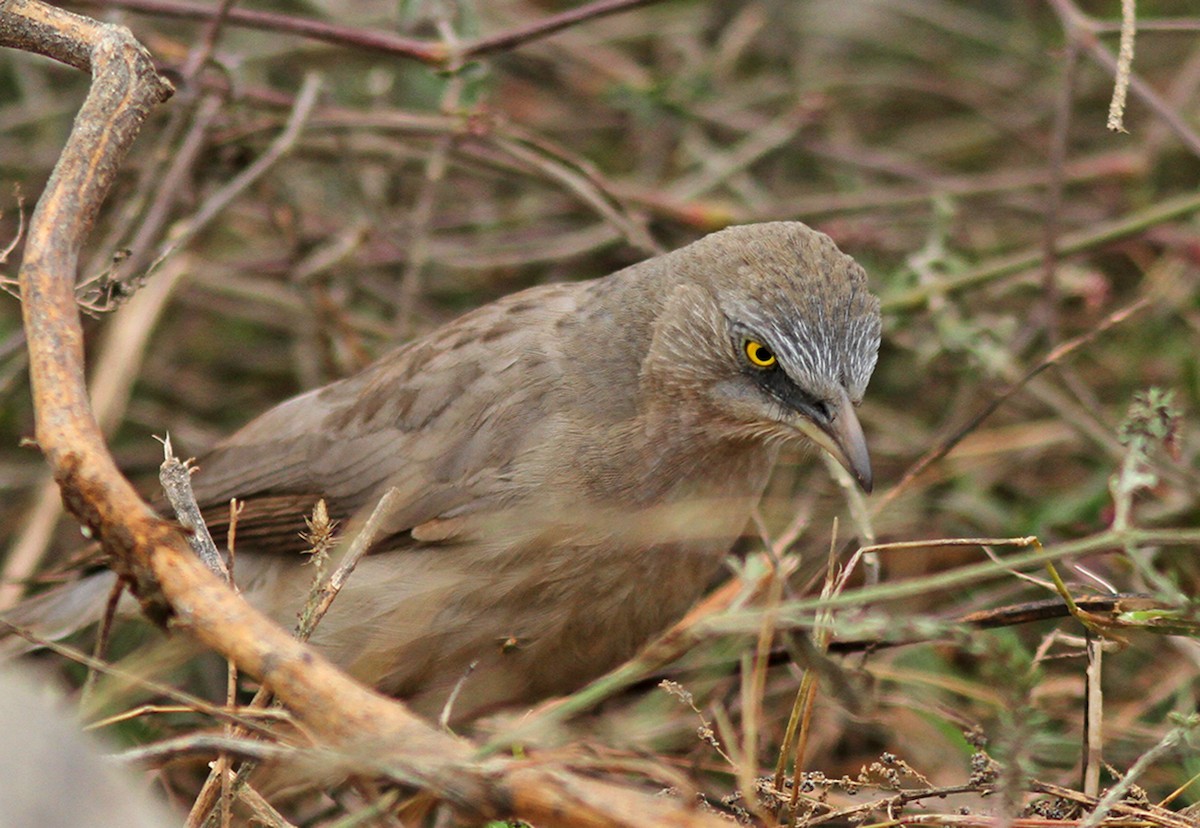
795,389 -> 873,493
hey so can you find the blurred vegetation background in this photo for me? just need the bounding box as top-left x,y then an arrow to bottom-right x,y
0,0 -> 1197,824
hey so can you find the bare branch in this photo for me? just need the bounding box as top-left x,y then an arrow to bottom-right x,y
71,0 -> 674,66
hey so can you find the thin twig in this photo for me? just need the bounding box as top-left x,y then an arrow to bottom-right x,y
115,733 -> 294,765
158,434 -> 227,578
1048,0 -> 1200,157
463,0 -> 668,59
1106,0 -> 1136,133
875,298 -> 1149,512
1082,633 -> 1103,798
141,71 -> 323,280
492,130 -> 660,254
883,191 -> 1200,311
75,0 -> 672,66
80,575 -> 123,703
1080,726 -> 1187,828
0,186 -> 25,264
296,489 -> 403,642
0,622 -> 278,735
79,92 -> 224,307
1039,38 -> 1079,345
76,0 -> 442,62
397,10 -> 465,337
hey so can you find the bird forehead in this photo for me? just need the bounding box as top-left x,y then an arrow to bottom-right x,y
721,274 -> 881,400
742,310 -> 867,386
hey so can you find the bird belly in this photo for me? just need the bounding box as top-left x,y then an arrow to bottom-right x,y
231,519 -> 741,724
229,444 -> 775,724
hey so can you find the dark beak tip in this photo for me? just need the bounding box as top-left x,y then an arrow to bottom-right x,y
817,390 -> 874,495
858,472 -> 874,495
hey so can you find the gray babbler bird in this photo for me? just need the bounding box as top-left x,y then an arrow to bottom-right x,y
11,221 -> 881,724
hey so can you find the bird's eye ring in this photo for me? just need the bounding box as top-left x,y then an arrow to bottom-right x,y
744,339 -> 777,368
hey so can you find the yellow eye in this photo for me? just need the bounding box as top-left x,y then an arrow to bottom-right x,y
744,339 -> 777,368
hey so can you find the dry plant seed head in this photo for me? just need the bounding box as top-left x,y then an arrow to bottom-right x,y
12,222 -> 882,725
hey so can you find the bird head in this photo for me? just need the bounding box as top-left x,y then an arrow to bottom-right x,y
643,222 -> 881,492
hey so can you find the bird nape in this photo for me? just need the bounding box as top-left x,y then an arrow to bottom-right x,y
7,221 -> 881,725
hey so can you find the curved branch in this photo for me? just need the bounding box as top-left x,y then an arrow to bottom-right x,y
2,2 -> 727,824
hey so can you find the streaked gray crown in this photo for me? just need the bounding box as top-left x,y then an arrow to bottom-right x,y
689,222 -> 881,403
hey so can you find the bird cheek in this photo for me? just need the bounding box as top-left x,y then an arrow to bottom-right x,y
709,379 -> 777,427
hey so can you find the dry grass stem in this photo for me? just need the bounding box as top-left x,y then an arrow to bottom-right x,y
1106,0 -> 1137,133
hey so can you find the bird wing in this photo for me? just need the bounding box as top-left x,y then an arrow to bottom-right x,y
187,284 -> 579,557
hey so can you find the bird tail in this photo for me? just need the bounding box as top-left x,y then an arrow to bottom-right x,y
0,571 -> 119,656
